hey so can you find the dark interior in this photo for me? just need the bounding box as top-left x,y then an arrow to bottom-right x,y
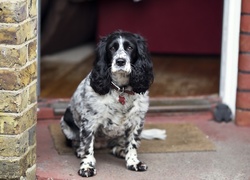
40,0 -> 223,99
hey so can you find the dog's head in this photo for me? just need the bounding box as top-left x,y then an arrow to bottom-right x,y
90,30 -> 154,95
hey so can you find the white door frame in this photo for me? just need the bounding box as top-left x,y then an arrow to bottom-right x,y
220,0 -> 242,117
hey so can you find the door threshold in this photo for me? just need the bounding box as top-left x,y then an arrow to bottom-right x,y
38,94 -> 220,120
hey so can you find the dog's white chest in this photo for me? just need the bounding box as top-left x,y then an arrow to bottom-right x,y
99,121 -> 127,137
88,91 -> 144,138
95,96 -> 134,137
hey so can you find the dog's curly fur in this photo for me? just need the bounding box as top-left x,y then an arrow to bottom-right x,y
60,30 -> 154,177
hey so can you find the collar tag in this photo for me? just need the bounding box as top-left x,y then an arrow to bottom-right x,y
118,95 -> 126,105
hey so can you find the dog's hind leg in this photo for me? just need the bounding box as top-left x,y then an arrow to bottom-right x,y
109,137 -> 126,159
111,146 -> 126,159
60,107 -> 80,148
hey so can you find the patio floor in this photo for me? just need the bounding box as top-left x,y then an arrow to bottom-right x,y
36,112 -> 250,180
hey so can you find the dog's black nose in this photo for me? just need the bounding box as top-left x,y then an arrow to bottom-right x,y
116,58 -> 126,66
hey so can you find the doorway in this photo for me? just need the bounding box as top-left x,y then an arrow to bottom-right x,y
39,0 -> 223,113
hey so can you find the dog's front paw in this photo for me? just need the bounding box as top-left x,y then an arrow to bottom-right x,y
127,161 -> 148,171
78,163 -> 96,177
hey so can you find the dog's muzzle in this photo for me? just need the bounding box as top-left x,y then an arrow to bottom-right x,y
112,50 -> 131,73
116,58 -> 126,67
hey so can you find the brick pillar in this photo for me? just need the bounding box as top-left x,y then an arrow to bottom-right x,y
0,0 -> 37,179
236,0 -> 250,126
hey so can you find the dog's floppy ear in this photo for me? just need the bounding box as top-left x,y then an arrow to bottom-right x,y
130,34 -> 154,94
90,36 -> 111,95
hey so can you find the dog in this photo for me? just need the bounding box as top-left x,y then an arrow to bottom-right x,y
60,30 -> 165,177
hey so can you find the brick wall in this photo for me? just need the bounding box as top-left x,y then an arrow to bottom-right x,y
236,0 -> 250,126
0,0 -> 37,179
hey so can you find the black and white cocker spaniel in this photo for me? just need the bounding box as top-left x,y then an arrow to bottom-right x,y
60,30 -> 165,177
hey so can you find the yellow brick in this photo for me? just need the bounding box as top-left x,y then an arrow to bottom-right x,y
21,18 -> 37,43
28,124 -> 36,146
0,69 -> 16,90
0,25 -> 18,44
28,81 -> 37,104
0,88 -> 29,113
28,39 -> 37,61
0,145 -> 36,179
0,19 -> 37,45
0,60 -> 37,90
0,45 -> 27,68
24,164 -> 36,180
0,1 -> 27,23
19,61 -> 37,88
0,130 -> 29,157
0,103 -> 37,134
28,0 -> 37,18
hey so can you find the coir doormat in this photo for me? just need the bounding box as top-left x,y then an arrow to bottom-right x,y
49,123 -> 216,155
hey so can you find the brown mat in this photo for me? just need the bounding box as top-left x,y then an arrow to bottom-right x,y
49,123 -> 216,155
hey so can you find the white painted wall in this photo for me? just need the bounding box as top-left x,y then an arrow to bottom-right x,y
220,0 -> 242,117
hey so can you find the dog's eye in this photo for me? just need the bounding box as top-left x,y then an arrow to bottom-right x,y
127,46 -> 133,51
110,46 -> 116,52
